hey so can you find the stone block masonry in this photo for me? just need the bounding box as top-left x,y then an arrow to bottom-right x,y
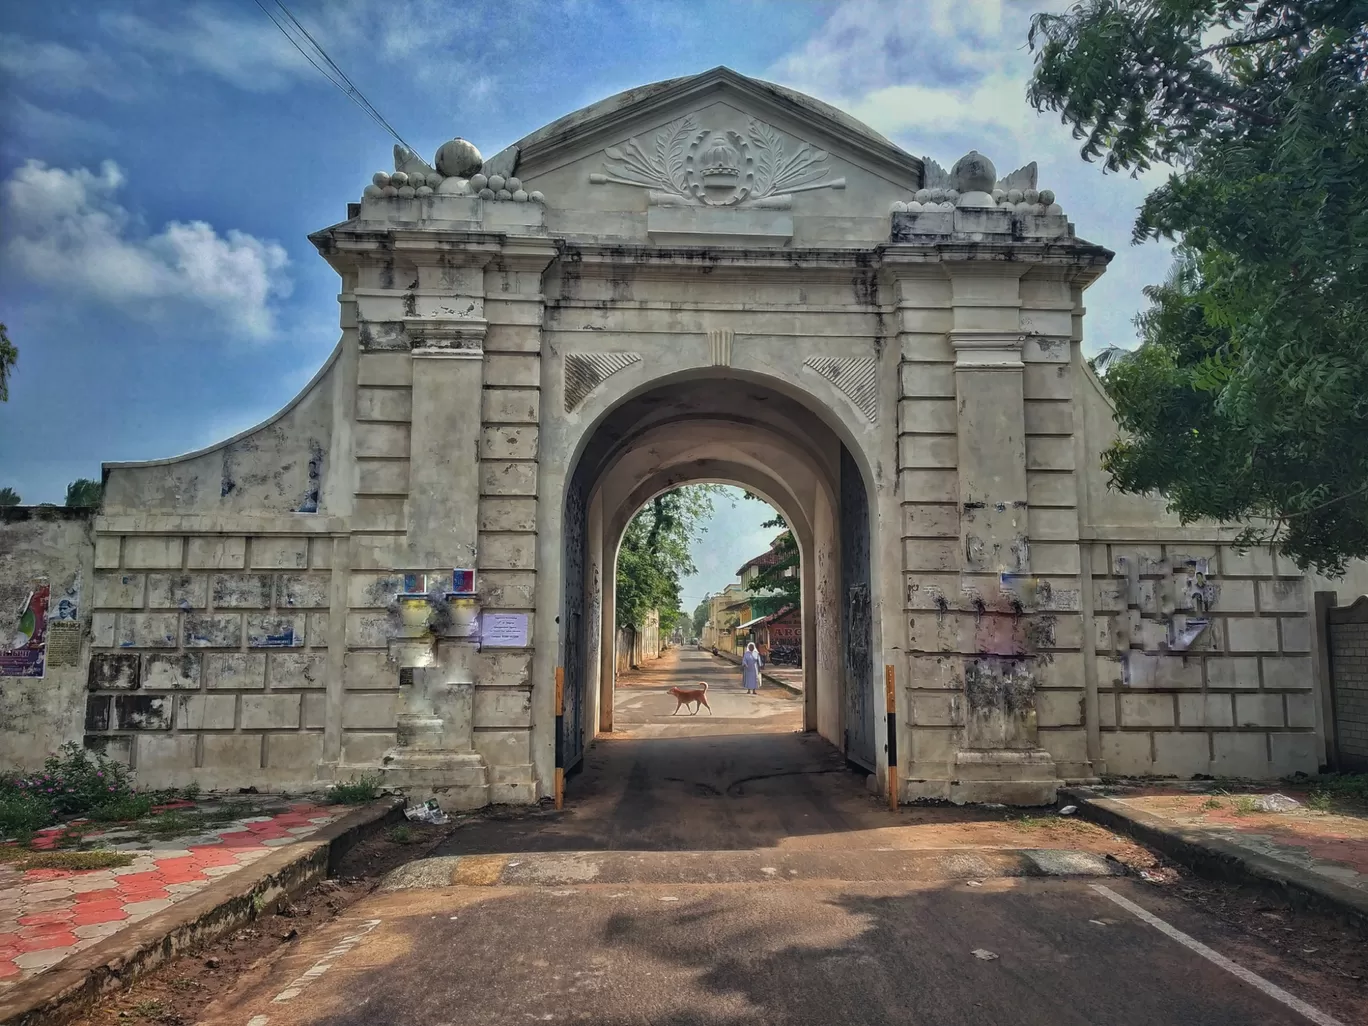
1093,541 -> 1319,779
81,529 -> 335,791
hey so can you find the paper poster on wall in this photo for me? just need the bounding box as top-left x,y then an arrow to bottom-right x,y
481,612 -> 528,648
53,570 -> 81,622
46,621 -> 82,667
1,578 -> 49,678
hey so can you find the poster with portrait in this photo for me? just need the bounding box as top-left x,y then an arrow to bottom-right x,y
0,578 -> 49,678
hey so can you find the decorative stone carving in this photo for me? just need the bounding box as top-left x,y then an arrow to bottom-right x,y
591,115 -> 846,208
708,329 -> 733,366
802,356 -> 878,422
891,154 -> 1064,218
564,352 -> 642,411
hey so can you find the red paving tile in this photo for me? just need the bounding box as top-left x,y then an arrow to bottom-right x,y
16,931 -> 78,951
71,907 -> 128,926
1,802 -> 336,985
17,911 -> 73,927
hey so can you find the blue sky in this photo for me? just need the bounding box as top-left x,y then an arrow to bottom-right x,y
0,0 -> 1174,595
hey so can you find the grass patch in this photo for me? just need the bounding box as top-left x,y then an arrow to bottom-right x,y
89,794 -> 155,823
327,775 -> 382,805
1231,795 -> 1260,816
1201,797 -> 1224,811
1307,789 -> 1336,812
0,846 -> 134,870
387,824 -> 417,844
1284,772 -> 1368,805
139,806 -> 250,838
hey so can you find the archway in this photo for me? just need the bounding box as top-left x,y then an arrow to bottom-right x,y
559,373 -> 876,781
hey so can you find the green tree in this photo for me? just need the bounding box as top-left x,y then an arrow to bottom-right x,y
0,487 -> 20,506
0,323 -> 14,402
64,478 -> 103,508
616,486 -> 720,637
741,493 -> 800,616
1028,0 -> 1368,573
691,595 -> 711,639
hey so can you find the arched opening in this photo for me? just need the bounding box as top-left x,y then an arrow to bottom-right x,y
559,373 -> 877,791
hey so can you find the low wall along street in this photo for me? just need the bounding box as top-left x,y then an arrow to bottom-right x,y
2,68 -> 1362,805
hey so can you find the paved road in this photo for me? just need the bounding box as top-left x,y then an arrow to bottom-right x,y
189,650 -> 1357,1025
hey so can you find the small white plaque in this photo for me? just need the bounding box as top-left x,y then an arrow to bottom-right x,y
481,612 -> 529,648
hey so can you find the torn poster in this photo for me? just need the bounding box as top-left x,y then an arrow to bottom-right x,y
1,578 -> 49,678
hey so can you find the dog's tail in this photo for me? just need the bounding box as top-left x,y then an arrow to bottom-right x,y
696,682 -> 708,691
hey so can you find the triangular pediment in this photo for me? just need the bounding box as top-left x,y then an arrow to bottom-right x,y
515,67 -> 922,190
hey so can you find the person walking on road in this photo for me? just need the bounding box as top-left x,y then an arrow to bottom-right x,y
741,641 -> 763,696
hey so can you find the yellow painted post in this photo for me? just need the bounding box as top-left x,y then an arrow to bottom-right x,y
554,667 -> 565,810
884,664 -> 898,812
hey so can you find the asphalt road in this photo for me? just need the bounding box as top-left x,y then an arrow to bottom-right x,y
190,651 -> 1355,1026
195,878 -> 1343,1026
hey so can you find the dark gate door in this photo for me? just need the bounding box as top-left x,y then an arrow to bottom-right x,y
1329,597 -> 1368,772
840,445 -> 875,769
561,474 -> 588,771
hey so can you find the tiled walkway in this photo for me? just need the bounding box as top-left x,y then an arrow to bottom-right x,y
0,802 -> 343,986
1098,789 -> 1368,900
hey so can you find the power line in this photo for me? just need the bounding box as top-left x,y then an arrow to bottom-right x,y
251,0 -> 417,155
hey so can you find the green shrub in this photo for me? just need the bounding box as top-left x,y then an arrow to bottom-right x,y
327,775 -> 381,804
0,790 -> 53,839
4,743 -> 136,819
89,794 -> 155,822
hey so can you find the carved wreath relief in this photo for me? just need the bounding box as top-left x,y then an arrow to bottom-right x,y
590,116 -> 845,207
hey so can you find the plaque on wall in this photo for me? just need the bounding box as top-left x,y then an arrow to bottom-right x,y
481,612 -> 529,648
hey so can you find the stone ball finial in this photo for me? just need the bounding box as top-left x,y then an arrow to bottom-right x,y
436,137 -> 484,178
952,151 -> 996,193
951,151 -> 998,208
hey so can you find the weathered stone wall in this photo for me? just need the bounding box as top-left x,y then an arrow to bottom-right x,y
0,511 -> 94,770
83,520 -> 335,790
1093,543 -> 1316,778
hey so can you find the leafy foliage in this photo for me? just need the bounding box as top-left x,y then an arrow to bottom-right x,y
327,774 -> 382,804
741,493 -> 800,616
64,478 -> 103,508
0,487 -> 19,506
0,323 -> 14,403
692,595 -> 712,639
616,486 -> 721,635
0,743 -> 139,839
1029,0 -> 1368,573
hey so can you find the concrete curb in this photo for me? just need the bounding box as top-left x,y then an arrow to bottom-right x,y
377,846 -> 1125,891
1063,788 -> 1368,936
710,649 -> 803,696
0,797 -> 404,1026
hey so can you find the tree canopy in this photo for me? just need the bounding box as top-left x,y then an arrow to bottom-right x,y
1029,0 -> 1368,573
64,479 -> 103,508
0,487 -> 20,507
615,486 -> 720,636
691,595 -> 711,639
741,493 -> 800,616
0,323 -> 14,403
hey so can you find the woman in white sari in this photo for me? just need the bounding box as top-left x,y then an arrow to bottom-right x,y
741,642 -> 763,696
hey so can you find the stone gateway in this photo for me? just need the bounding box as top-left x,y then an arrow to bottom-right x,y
0,69 -> 1337,804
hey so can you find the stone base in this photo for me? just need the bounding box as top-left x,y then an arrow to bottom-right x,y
902,748 -> 1060,807
381,750 -> 490,809
489,763 -> 539,805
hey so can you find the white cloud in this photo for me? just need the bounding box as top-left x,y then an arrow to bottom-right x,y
1,159 -> 290,340
765,0 -> 1176,352
0,33 -> 135,99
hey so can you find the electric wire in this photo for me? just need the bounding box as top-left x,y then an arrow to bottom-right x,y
250,0 -> 417,155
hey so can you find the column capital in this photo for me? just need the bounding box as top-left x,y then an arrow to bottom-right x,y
950,331 -> 1026,369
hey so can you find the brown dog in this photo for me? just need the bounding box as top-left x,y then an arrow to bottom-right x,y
668,681 -> 711,715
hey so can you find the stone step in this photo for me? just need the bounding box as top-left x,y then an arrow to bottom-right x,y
379,846 -> 1125,891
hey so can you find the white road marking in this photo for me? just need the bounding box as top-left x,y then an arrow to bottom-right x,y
1091,886 -> 1347,1026
270,919 -> 382,1005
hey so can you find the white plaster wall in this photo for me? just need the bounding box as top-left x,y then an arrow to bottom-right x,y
103,343 -> 342,516
0,514 -> 94,770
